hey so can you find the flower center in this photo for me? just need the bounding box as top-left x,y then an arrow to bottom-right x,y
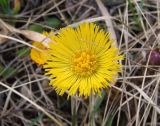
72,50 -> 97,76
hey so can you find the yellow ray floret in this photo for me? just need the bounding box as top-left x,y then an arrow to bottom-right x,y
43,23 -> 124,97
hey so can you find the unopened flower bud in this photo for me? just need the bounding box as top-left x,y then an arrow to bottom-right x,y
149,49 -> 160,65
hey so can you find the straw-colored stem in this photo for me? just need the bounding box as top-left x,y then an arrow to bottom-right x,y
71,96 -> 78,126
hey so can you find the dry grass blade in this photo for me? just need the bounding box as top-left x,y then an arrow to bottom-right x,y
0,81 -> 63,126
0,34 -> 42,51
126,81 -> 160,114
95,0 -> 117,47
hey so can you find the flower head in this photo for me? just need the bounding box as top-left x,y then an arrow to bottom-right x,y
44,23 -> 123,97
30,31 -> 54,65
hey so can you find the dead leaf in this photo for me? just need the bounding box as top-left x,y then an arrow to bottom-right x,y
20,86 -> 32,99
0,19 -> 54,47
0,23 -> 9,44
20,30 -> 53,47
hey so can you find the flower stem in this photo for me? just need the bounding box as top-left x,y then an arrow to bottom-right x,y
71,97 -> 78,126
89,94 -> 95,126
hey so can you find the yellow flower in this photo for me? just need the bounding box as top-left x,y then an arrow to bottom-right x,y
44,23 -> 123,97
30,31 -> 54,65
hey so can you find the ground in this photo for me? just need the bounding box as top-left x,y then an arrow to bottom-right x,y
0,0 -> 160,126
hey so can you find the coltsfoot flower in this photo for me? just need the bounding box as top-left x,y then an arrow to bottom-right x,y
44,23 -> 123,97
30,31 -> 54,65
